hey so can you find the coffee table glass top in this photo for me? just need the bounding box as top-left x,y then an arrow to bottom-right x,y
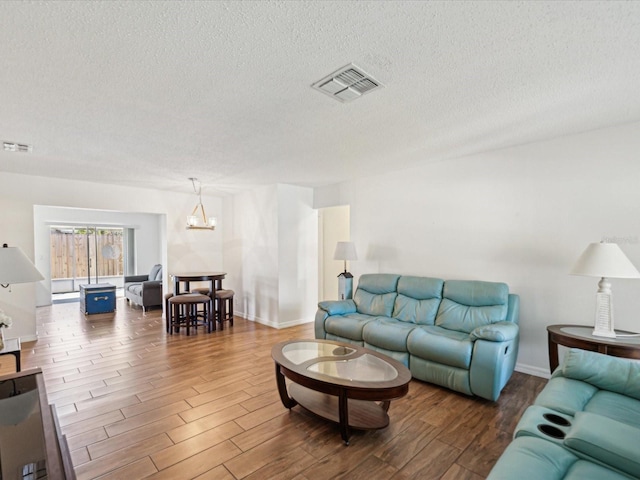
281,340 -> 399,382
282,341 -> 356,364
307,354 -> 398,382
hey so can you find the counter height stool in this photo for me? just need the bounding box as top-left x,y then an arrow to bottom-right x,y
168,293 -> 213,335
164,292 -> 174,332
215,289 -> 235,330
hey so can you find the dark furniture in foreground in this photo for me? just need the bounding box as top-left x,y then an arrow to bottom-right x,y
271,339 -> 411,445
0,368 -> 75,479
124,264 -> 163,312
547,323 -> 640,372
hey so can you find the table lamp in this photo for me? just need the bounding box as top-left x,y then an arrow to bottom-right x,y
0,243 -> 44,290
334,241 -> 357,300
570,242 -> 640,337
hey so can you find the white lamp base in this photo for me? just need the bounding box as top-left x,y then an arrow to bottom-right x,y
592,279 -> 616,338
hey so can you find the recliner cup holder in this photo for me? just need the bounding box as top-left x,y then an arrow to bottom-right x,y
537,424 -> 565,439
542,413 -> 571,427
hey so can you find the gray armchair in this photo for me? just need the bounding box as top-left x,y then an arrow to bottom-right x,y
124,264 -> 163,312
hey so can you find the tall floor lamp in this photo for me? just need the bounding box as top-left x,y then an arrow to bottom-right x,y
570,242 -> 640,338
334,241 -> 357,300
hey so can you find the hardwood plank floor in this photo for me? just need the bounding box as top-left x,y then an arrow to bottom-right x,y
9,298 -> 546,479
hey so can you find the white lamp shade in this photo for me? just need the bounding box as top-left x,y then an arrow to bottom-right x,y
0,246 -> 44,285
570,242 -> 640,279
334,242 -> 358,261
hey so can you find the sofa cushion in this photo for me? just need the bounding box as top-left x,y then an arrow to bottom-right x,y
353,274 -> 400,317
363,317 -> 417,352
487,436 -> 631,480
436,280 -> 509,333
129,284 -> 143,296
392,276 -> 443,325
149,264 -> 162,281
534,377 -> 599,416
325,313 -> 379,342
584,390 -> 640,429
407,325 -> 473,369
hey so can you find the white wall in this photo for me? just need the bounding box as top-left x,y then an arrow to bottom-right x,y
315,121 -> 640,376
277,184 -> 318,327
223,184 -> 318,328
224,184 -> 279,325
0,172 -> 222,341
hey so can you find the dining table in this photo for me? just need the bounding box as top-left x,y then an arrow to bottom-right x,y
171,272 -> 227,295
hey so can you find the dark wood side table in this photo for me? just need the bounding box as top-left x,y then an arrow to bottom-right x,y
547,324 -> 640,373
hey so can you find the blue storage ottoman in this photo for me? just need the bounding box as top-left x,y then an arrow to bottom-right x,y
80,283 -> 116,314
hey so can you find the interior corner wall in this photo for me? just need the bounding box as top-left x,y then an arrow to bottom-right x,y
223,183 -> 318,328
314,120 -> 640,377
0,172 -> 223,342
277,184 -> 318,327
223,185 -> 280,326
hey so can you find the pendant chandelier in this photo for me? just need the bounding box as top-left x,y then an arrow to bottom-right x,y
186,178 -> 217,230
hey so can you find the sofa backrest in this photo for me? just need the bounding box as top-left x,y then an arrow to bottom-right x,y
436,280 -> 509,333
559,348 -> 640,401
354,274 -> 400,317
392,276 -> 444,325
149,264 -> 163,281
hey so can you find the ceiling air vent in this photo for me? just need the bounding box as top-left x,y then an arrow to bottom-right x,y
312,64 -> 383,103
3,141 -> 32,153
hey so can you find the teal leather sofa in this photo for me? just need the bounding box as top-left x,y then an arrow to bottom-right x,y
488,348 -> 640,479
315,274 -> 520,401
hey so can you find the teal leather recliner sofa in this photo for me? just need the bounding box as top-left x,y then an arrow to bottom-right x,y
315,273 -> 520,401
488,348 -> 640,480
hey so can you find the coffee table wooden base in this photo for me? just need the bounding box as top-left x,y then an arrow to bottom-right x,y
287,383 -> 390,444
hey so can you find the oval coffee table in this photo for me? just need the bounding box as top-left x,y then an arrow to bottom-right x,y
271,339 -> 411,444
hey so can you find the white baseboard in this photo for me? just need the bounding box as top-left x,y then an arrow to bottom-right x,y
13,334 -> 38,343
236,311 -> 313,330
515,362 -> 550,379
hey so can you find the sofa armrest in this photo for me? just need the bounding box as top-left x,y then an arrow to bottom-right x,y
124,274 -> 149,283
470,322 -> 519,342
142,280 -> 162,291
564,412 -> 640,478
469,333 -> 519,401
317,300 -> 357,316
315,300 -> 357,340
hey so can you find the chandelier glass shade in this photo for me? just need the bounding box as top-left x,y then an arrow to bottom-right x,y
186,178 -> 216,230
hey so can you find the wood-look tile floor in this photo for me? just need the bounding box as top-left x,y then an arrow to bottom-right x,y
7,299 -> 546,479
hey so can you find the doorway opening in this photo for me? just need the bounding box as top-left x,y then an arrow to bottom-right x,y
318,205 -> 351,302
49,226 -> 129,303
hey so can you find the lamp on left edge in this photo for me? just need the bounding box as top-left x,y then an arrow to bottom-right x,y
0,243 -> 44,289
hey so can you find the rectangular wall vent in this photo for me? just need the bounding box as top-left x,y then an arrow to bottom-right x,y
3,141 -> 32,153
312,64 -> 383,103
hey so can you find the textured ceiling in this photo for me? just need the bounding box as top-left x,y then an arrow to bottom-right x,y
1,1 -> 640,195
